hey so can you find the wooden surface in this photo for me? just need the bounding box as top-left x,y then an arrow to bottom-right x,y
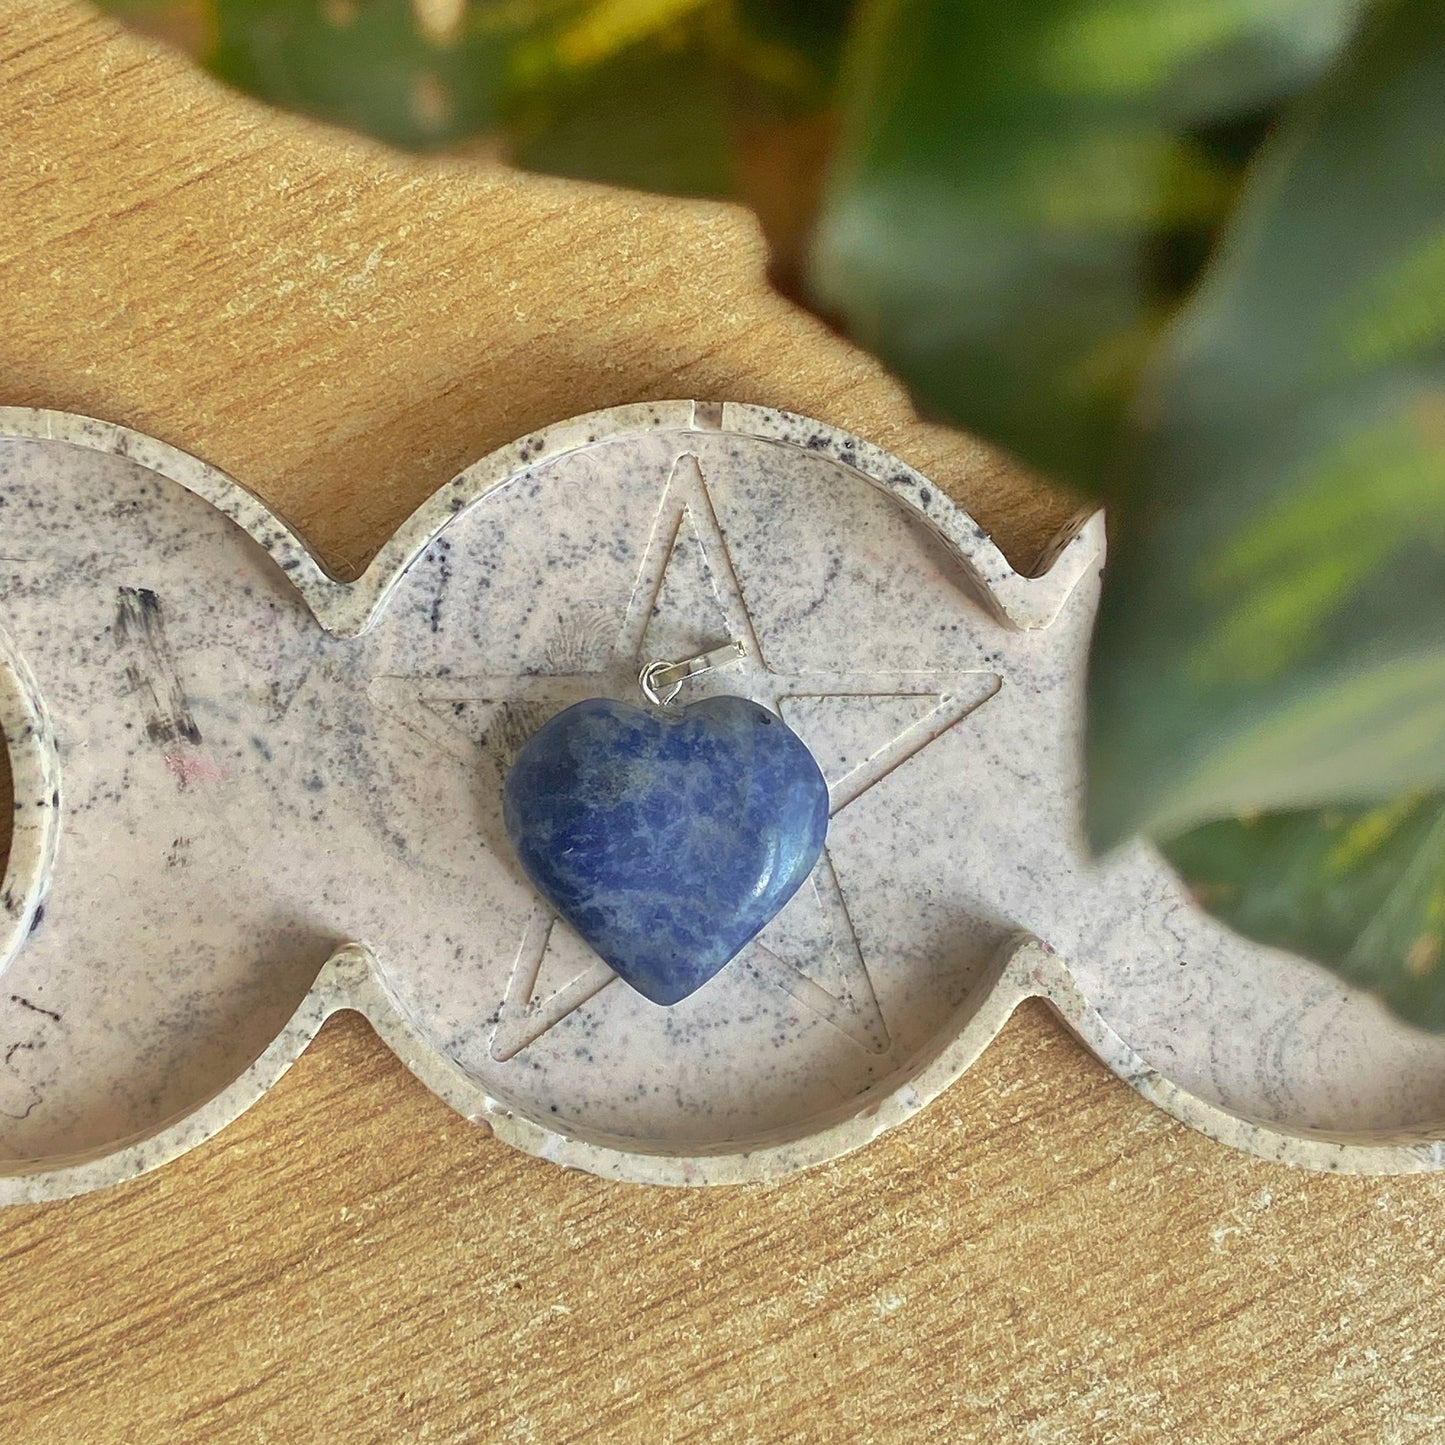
2,5 -> 1443,1440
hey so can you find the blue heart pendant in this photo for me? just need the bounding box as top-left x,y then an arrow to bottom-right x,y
503,681 -> 829,1005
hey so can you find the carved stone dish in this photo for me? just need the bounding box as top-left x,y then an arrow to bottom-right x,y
2,401 -> 1442,1204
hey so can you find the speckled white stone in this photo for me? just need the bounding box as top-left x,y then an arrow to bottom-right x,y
0,400 -> 1442,1205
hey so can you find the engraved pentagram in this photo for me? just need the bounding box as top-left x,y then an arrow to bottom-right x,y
370,453 -> 999,1061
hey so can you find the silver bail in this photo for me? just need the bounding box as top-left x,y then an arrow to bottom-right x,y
639,638 -> 747,707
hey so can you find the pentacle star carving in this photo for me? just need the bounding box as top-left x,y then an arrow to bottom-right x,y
371,454 -> 999,1061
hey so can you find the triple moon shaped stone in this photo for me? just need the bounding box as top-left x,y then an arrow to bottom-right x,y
503,695 -> 830,1005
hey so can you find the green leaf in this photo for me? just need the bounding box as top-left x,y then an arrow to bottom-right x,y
503,0 -> 854,224
806,0 -> 1362,496
1086,0 -> 1445,848
1164,796 -> 1445,1028
732,0 -> 855,112
1084,0 -> 1445,1024
503,12 -> 734,197
205,0 -> 535,152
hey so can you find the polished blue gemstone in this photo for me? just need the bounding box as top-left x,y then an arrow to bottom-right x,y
503,695 -> 829,1005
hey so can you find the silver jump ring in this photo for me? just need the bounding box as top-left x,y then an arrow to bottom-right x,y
639,660 -> 683,708
638,639 -> 747,708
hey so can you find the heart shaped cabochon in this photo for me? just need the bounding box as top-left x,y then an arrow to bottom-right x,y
504,695 -> 829,1006
2,399 -> 1444,1205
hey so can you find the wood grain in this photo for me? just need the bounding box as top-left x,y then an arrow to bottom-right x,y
1,5 -> 1443,1441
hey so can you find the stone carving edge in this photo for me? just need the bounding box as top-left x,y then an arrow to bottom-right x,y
0,402 -> 1431,1203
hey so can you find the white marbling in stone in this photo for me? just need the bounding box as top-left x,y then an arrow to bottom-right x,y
0,400 -> 1443,1203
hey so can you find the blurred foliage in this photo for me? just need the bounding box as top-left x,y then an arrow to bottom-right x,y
1086,1 -> 1445,1030
1166,796 -> 1445,1027
807,0 -> 1362,493
97,0 -> 1445,1028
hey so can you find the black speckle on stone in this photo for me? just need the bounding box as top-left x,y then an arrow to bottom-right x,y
10,994 -> 60,1022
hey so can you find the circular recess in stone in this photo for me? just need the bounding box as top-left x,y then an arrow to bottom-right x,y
0,430 -> 342,1162
352,417 -> 1040,1159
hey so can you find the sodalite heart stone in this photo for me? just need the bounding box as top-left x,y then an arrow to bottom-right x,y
503,695 -> 829,1005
